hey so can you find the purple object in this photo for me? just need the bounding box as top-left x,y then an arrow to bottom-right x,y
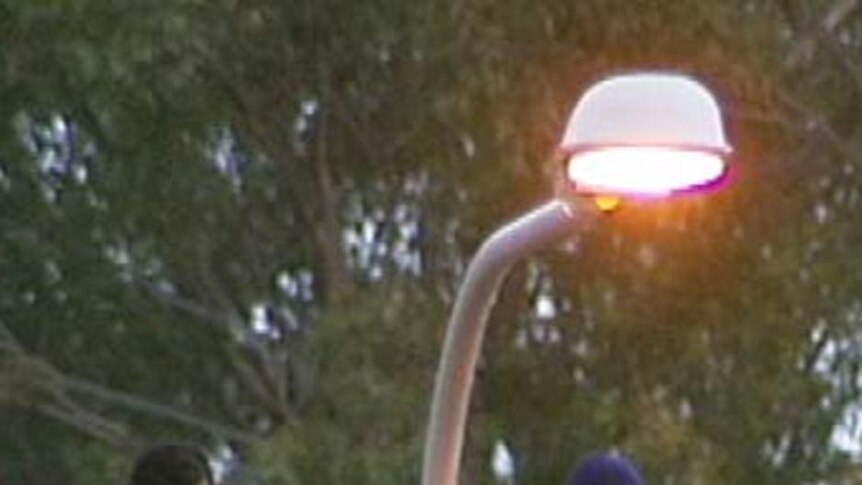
567,453 -> 644,485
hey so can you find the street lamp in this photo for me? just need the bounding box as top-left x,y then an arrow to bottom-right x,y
421,72 -> 731,485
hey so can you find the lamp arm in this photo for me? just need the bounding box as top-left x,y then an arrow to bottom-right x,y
421,198 -> 588,485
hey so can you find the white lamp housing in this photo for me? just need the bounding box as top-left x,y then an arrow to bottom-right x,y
561,73 -> 731,196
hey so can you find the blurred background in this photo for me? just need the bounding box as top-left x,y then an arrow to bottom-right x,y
2,0 -> 862,483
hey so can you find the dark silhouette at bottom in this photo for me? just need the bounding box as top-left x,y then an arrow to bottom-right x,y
130,443 -> 214,485
567,453 -> 643,485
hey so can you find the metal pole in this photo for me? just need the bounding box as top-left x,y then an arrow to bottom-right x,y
421,198 -> 589,485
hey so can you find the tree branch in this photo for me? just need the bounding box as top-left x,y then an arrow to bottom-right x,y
1,323 -> 261,444
787,0 -> 861,68
135,278 -> 244,332
61,375 -> 261,444
37,402 -> 136,450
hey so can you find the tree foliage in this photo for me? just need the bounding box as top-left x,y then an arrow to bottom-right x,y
2,0 -> 862,484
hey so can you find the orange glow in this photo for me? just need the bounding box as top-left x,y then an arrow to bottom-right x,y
566,147 -> 726,196
594,195 -> 621,212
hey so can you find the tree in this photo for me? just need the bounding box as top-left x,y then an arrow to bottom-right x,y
2,0 -> 862,483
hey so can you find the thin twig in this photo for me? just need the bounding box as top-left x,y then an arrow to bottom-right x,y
135,279 -> 244,330
1,323 -> 260,444
61,375 -> 261,444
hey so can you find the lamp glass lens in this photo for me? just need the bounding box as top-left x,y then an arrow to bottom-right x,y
566,147 -> 725,196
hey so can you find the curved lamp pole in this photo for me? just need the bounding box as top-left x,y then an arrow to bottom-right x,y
421,72 -> 732,485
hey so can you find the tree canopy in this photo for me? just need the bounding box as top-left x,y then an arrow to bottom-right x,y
2,0 -> 862,483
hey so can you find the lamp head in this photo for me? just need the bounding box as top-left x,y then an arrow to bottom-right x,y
561,73 -> 731,197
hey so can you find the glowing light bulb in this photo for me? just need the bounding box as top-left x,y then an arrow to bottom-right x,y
594,195 -> 621,212
567,147 -> 726,197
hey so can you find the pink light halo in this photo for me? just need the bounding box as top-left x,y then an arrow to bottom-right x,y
560,72 -> 732,198
566,146 -> 727,197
